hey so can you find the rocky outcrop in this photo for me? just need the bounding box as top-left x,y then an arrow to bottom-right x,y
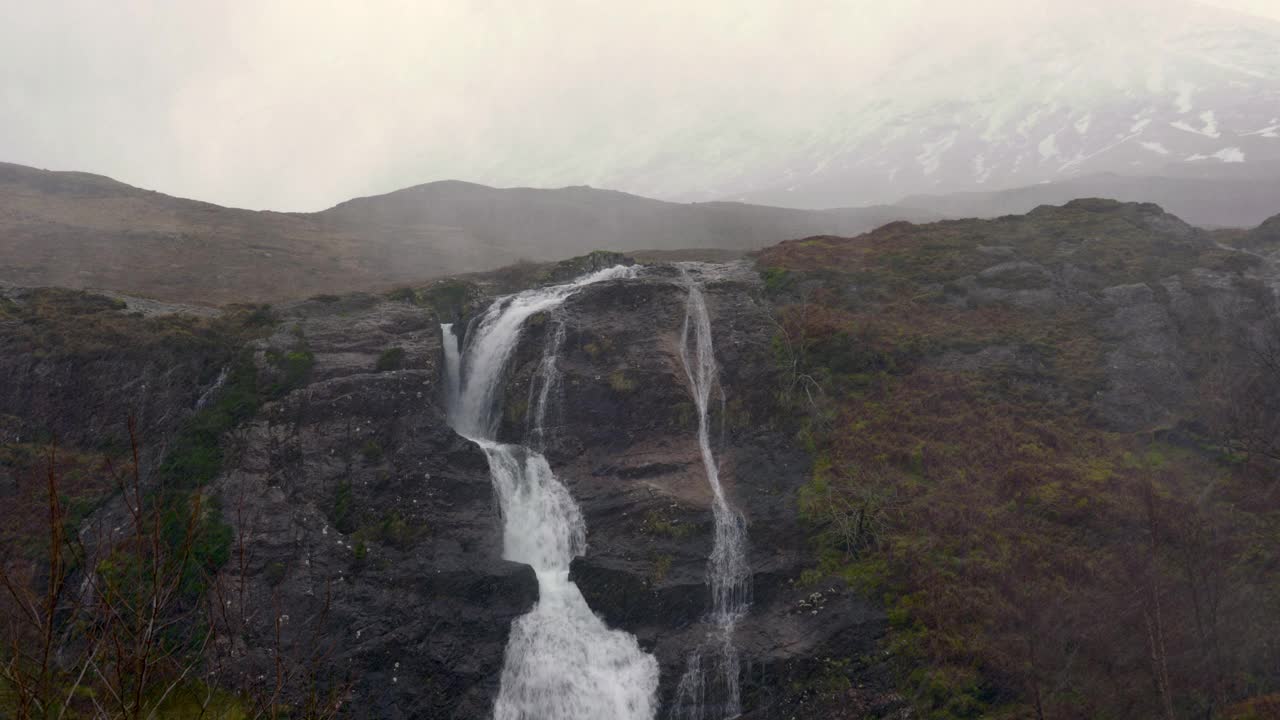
209,295 -> 536,719
491,263 -> 892,716
0,286 -> 227,451
907,202 -> 1280,432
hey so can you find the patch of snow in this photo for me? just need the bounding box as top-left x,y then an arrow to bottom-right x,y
1193,53 -> 1267,79
1016,106 -> 1049,137
1174,82 -> 1195,114
1140,141 -> 1170,155
1038,133 -> 1060,160
1061,123 -> 1150,171
1187,147 -> 1246,163
916,131 -> 958,176
1074,113 -> 1092,134
1244,124 -> 1279,138
1216,147 -> 1245,163
1200,110 -> 1220,137
1170,111 -> 1221,138
1130,118 -> 1152,133
973,154 -> 992,184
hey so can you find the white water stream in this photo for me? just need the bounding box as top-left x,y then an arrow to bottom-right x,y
670,265 -> 751,720
440,265 -> 659,720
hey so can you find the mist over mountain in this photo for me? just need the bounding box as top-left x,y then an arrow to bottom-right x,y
895,170 -> 1280,228
0,162 -> 937,303
659,1 -> 1280,209
7,1 -> 1279,213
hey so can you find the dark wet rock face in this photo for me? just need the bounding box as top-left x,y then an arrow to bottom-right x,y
497,264 -> 890,716
9,204 -> 1280,719
0,286 -> 227,451
210,297 -> 536,719
2,272 -> 891,718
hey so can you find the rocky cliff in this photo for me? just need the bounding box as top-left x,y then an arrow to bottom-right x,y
3,201 -> 1280,719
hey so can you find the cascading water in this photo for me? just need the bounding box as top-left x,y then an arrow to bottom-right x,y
440,265 -> 659,720
441,322 -> 462,415
671,265 -> 751,720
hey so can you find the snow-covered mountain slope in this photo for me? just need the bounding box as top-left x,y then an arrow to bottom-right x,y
717,0 -> 1280,208
492,1 -> 1276,211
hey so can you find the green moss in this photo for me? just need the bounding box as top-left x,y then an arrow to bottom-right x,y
725,398 -> 752,429
761,266 -> 794,295
265,561 -> 287,586
423,280 -> 476,318
264,341 -> 315,397
386,286 -> 418,303
375,346 -> 406,372
354,510 -> 422,551
672,401 -> 696,428
651,553 -> 673,584
582,335 -> 615,359
505,396 -> 529,425
642,510 -> 692,539
150,683 -> 250,719
359,439 -> 384,464
608,370 -> 637,392
379,512 -> 411,548
332,480 -> 356,533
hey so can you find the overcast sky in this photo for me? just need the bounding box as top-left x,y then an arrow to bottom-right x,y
2,0 -> 1278,211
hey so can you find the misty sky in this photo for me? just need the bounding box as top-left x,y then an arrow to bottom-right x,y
3,0 -> 1278,211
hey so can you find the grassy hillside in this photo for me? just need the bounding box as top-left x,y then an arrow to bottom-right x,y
0,162 -> 938,304
755,200 -> 1280,719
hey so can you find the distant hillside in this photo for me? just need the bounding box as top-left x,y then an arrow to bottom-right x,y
0,163 -> 937,304
1242,212 -> 1280,250
895,171 -> 1280,229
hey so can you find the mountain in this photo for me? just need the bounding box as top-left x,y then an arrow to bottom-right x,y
0,162 -> 938,304
1243,211 -> 1280,250
558,1 -> 1280,210
893,170 -> 1280,228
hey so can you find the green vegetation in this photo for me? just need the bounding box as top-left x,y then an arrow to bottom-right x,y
386,286 -> 417,303
761,266 -> 794,296
581,334 -> 614,359
641,509 -> 692,540
0,289 -> 361,717
264,338 -> 315,398
608,369 -> 637,392
505,395 -> 528,425
358,439 -> 384,464
386,278 -> 478,319
331,480 -> 356,533
650,553 -> 673,584
422,280 -> 473,317
375,346 -> 406,371
352,510 -> 423,552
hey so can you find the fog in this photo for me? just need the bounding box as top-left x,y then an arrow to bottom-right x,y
2,0 -> 1277,210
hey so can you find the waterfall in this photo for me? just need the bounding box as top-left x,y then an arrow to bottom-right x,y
441,323 -> 462,414
671,266 -> 751,720
525,317 -> 567,451
439,264 -> 659,720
